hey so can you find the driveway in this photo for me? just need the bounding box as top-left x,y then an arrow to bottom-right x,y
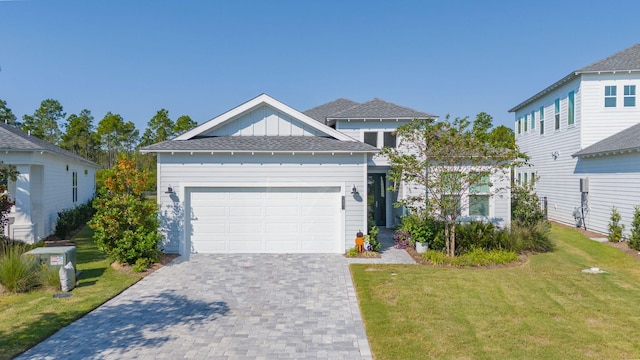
17,254 -> 373,359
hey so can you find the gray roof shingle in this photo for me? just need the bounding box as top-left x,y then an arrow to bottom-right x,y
329,98 -> 436,119
572,122 -> 640,157
510,44 -> 640,112
578,44 -> 640,72
0,122 -> 99,166
141,136 -> 378,153
303,98 -> 360,124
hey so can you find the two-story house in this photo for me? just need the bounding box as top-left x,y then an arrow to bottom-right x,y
141,94 -> 511,255
511,44 -> 640,235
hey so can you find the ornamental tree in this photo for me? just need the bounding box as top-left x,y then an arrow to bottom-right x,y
382,114 -> 526,257
88,157 -> 161,266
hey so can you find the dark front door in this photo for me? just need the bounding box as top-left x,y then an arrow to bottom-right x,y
367,174 -> 386,226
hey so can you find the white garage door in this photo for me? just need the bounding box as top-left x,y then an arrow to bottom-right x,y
187,187 -> 341,253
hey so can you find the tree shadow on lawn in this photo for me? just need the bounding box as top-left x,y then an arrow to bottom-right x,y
12,290 -> 229,359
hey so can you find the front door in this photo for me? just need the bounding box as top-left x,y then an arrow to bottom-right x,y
367,174 -> 386,226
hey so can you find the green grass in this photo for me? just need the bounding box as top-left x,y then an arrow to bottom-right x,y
352,225 -> 640,359
0,226 -> 143,360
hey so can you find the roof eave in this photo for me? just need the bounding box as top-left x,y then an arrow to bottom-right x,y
572,147 -> 640,158
140,149 -> 379,154
509,72 -> 579,113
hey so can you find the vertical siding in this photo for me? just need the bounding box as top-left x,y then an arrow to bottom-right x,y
157,153 -> 366,254
207,105 -> 323,137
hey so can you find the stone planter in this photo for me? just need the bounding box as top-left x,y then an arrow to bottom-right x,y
415,241 -> 428,253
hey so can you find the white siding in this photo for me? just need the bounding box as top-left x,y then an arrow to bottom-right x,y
515,78 -> 583,228
574,152 -> 640,235
580,73 -> 640,147
156,153 -> 366,254
336,119 -> 411,167
205,105 -> 323,137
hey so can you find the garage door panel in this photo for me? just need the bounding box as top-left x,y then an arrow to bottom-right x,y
188,187 -> 340,254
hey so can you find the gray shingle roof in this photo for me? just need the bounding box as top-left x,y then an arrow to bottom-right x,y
303,98 -> 360,124
141,136 -> 378,153
329,98 -> 436,119
578,44 -> 640,72
510,44 -> 640,112
0,122 -> 99,167
572,122 -> 640,157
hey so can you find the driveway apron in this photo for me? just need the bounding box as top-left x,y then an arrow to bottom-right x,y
17,254 -> 373,360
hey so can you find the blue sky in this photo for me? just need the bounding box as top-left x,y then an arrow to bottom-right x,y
1,0 -> 639,133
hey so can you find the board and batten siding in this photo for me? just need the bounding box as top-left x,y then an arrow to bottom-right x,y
156,153 -> 366,254
515,77 -> 583,228
336,119 -> 411,167
580,73 -> 640,148
204,105 -> 323,137
574,152 -> 640,235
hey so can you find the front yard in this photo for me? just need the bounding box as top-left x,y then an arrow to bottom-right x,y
0,227 -> 143,360
352,225 -> 640,359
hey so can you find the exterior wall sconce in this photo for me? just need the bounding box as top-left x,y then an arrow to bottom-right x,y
165,185 -> 175,194
351,184 -> 358,195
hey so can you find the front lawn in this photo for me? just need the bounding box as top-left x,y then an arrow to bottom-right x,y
0,226 -> 143,360
352,225 -> 640,359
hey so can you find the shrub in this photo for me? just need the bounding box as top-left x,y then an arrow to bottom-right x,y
511,183 -> 545,227
89,158 -> 161,265
608,206 -> 624,243
55,200 -> 96,239
346,247 -> 358,257
628,206 -> 640,251
393,231 -> 411,249
509,222 -> 554,253
0,243 -> 41,293
367,225 -> 381,252
423,250 -> 448,265
455,221 -> 497,254
423,248 -> 518,267
132,257 -> 152,272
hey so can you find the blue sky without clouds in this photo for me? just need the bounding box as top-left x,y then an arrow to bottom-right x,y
1,0 -> 639,132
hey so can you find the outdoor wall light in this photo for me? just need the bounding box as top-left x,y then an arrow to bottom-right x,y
165,185 -> 175,194
351,184 -> 358,194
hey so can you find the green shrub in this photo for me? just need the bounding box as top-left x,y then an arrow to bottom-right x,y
132,257 -> 152,272
511,183 -> 545,227
399,212 -> 444,245
608,206 -> 624,243
346,247 -> 358,257
628,206 -> 640,251
509,222 -> 554,253
423,250 -> 448,265
55,200 -> 96,239
0,243 -> 42,293
367,225 -> 381,252
455,221 -> 497,254
423,248 -> 518,267
89,158 -> 161,265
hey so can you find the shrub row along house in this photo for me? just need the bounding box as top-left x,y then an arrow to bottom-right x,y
512,43 -> 640,235
0,122 -> 98,242
140,94 -> 511,255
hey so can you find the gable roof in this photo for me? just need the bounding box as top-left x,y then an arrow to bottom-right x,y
572,122 -> 640,158
328,98 -> 436,120
0,122 -> 99,167
303,98 -> 360,124
509,44 -> 640,113
173,94 -> 354,142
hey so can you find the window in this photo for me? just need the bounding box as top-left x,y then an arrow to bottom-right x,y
554,98 -> 560,130
530,172 -> 536,185
383,131 -> 397,148
72,171 -> 78,203
517,173 -> 521,185
524,115 -> 528,132
363,132 -> 377,147
469,195 -> 489,216
568,91 -> 575,125
605,86 -> 617,107
530,111 -> 535,129
539,106 -> 544,135
624,85 -> 636,107
523,172 -> 528,185
470,173 -> 490,193
517,118 -> 521,134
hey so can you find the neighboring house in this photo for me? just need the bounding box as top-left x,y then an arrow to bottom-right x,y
0,122 -> 99,243
142,94 -> 511,255
511,44 -> 640,235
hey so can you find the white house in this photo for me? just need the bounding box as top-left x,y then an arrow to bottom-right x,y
142,94 -> 511,255
511,44 -> 640,235
0,122 -> 99,243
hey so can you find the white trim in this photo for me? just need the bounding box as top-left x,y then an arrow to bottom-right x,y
175,94 -> 357,142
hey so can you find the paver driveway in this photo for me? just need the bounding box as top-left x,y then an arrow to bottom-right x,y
17,254 -> 373,359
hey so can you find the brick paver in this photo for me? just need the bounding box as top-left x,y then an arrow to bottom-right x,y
17,254 -> 374,360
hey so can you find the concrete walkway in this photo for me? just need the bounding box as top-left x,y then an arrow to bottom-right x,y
346,227 -> 416,264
